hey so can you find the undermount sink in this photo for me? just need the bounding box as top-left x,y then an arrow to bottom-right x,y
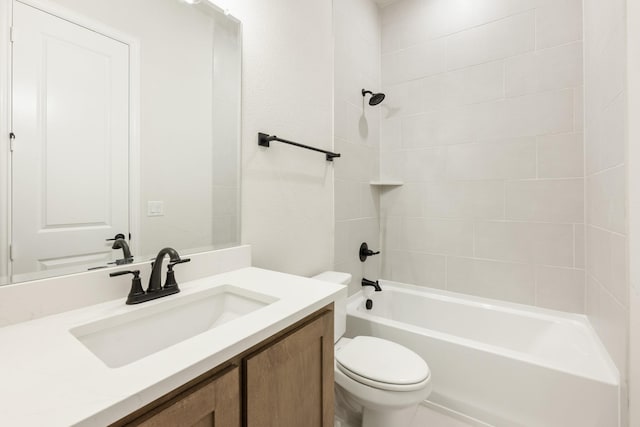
70,285 -> 278,368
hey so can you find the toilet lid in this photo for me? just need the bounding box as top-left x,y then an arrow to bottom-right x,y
335,336 -> 430,389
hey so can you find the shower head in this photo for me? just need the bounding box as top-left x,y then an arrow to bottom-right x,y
362,89 -> 386,106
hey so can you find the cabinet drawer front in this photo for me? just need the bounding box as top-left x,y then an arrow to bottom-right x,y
136,366 -> 240,427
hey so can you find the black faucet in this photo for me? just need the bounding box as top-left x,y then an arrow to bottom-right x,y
362,278 -> 382,292
109,247 -> 190,305
111,238 -> 133,264
148,247 -> 190,293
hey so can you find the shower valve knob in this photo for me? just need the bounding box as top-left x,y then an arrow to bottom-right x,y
359,242 -> 380,262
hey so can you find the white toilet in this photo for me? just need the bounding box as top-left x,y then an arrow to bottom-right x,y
312,271 -> 432,427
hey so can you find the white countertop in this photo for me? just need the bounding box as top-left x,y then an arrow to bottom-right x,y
0,267 -> 346,426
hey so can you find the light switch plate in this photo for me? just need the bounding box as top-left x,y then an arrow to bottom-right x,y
147,201 -> 164,217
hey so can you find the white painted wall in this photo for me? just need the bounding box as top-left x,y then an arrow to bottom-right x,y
212,0 -> 335,277
333,0 -> 381,295
378,0 -> 585,312
583,1 -> 628,422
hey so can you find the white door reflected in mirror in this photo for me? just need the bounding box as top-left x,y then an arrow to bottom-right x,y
12,2 -> 130,279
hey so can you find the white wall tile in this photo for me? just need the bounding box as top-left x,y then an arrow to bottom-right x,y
575,224 -> 585,269
421,74 -> 448,112
443,61 -> 505,107
505,179 -> 584,223
505,42 -> 583,97
381,117 -> 402,151
334,0 -> 380,292
536,266 -> 585,312
586,226 -> 627,305
585,274 -> 601,325
401,107 -> 476,148
404,218 -> 474,256
334,220 -> 350,266
537,133 -> 584,178
423,181 -> 505,219
586,166 -> 626,234
447,257 -> 536,304
585,94 -> 626,174
334,101 -> 350,142
382,38 -> 447,85
446,11 -> 535,71
402,113 -> 438,148
475,221 -> 575,267
335,140 -> 378,182
596,285 -> 628,379
335,178 -> 361,222
574,86 -> 584,130
384,250 -> 447,289
432,105 -> 477,145
587,24 -> 626,115
402,147 -> 448,182
380,183 -> 425,218
583,0 -> 626,55
382,215 -> 404,251
379,149 -> 403,181
447,0 -> 537,34
473,89 -> 574,140
381,0 -> 450,53
583,0 -> 627,382
378,0 -> 586,315
535,0 -> 583,49
347,103 -> 378,146
384,79 -> 428,118
360,183 -> 379,219
446,138 -> 536,180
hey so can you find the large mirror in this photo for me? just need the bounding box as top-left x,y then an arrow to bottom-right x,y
0,0 -> 241,285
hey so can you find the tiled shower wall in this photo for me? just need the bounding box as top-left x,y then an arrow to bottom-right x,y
379,0 -> 586,312
333,0 -> 381,295
584,0 -> 628,394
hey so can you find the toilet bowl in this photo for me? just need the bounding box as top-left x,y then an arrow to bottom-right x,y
312,271 -> 432,427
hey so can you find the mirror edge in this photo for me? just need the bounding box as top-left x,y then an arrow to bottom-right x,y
0,0 -> 12,286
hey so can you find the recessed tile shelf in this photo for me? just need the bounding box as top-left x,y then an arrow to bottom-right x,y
369,181 -> 404,187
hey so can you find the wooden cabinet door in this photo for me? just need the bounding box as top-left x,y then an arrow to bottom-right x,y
133,366 -> 240,427
245,311 -> 334,427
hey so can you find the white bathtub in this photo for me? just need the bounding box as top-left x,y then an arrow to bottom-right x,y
345,281 -> 619,427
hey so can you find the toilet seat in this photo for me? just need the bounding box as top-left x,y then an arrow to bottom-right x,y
335,336 -> 430,392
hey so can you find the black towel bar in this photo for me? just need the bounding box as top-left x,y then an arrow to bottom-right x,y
258,133 -> 341,161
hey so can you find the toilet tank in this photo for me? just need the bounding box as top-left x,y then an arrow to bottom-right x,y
311,271 -> 351,343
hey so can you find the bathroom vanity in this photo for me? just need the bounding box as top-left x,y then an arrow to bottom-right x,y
113,305 -> 334,427
0,260 -> 346,426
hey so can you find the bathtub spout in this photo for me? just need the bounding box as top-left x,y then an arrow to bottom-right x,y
362,278 -> 382,292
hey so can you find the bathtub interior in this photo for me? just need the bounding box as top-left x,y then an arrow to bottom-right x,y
345,281 -> 620,427
351,280 -> 618,385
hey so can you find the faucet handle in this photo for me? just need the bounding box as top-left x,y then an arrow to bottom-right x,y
109,269 -> 138,278
164,259 -> 190,291
109,270 -> 146,305
169,258 -> 191,266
